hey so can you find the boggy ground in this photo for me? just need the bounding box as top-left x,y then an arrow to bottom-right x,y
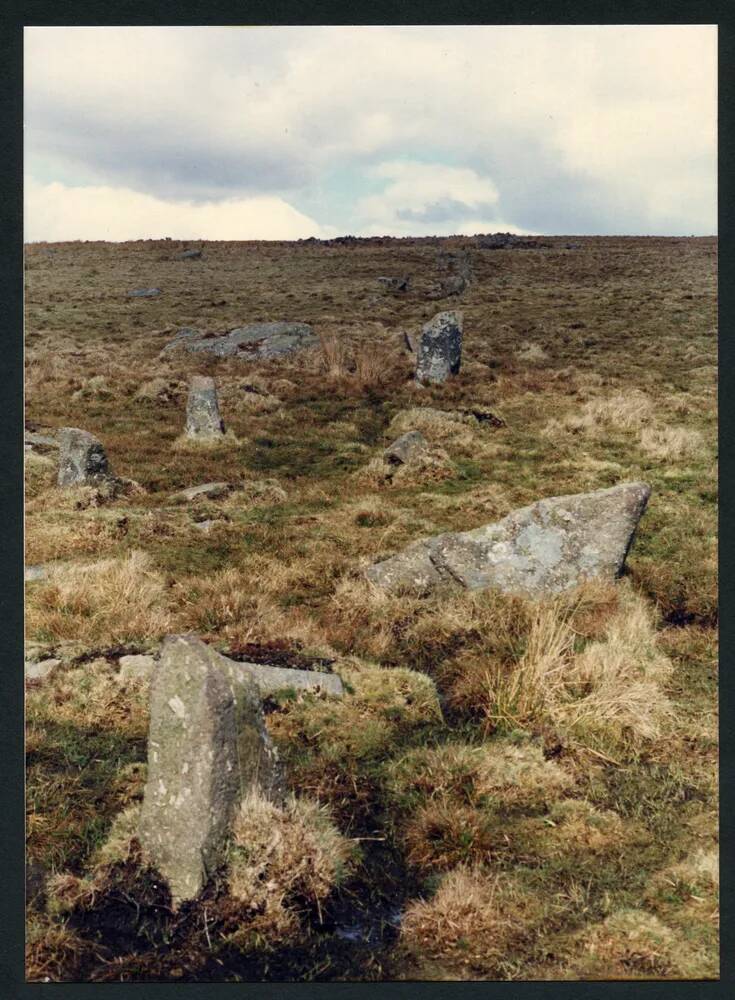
24,235 -> 718,981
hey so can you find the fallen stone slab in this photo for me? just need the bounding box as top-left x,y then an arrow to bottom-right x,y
185,376 -> 225,439
415,311 -> 463,384
384,430 -> 430,465
171,481 -> 232,503
128,287 -> 161,298
162,322 -> 317,360
138,635 -> 283,905
366,482 -> 651,597
57,427 -> 112,486
25,565 -> 47,583
233,660 -> 344,699
25,431 -> 59,450
177,249 -> 202,260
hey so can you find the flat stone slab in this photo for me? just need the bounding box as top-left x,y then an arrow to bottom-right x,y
366,482 -> 651,597
127,287 -> 161,297
171,481 -> 233,503
25,565 -> 47,583
162,322 -> 317,360
177,249 -> 202,260
234,661 -> 344,699
25,431 -> 59,449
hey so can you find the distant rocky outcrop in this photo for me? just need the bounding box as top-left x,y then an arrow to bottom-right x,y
366,482 -> 651,596
162,322 -> 317,360
476,233 -> 552,250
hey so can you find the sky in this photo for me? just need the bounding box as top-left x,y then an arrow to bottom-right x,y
24,25 -> 717,242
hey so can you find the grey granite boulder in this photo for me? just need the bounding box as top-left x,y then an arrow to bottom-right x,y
138,635 -> 283,905
177,249 -> 202,260
128,287 -> 161,298
366,482 -> 651,597
57,428 -> 111,486
185,376 -> 225,439
415,311 -> 463,384
163,322 -> 317,361
384,430 -> 430,465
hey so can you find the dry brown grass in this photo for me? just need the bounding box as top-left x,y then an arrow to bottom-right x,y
479,584 -> 673,748
223,791 -> 355,947
401,866 -> 545,978
25,550 -> 171,646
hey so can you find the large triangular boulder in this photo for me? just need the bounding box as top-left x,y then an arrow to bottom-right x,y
366,482 -> 651,597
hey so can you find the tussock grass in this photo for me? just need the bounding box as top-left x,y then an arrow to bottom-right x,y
26,550 -> 171,646
401,867 -> 546,979
224,791 -> 355,947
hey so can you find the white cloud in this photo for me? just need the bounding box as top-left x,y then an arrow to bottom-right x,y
24,179 -> 335,242
354,160 -> 525,236
24,25 -> 717,236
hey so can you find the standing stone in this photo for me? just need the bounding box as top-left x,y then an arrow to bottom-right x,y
57,428 -> 111,486
185,376 -> 225,439
366,482 -> 651,597
415,311 -> 463,384
138,635 -> 282,905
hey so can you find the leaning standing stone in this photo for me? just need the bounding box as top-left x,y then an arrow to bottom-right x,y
367,482 -> 651,597
415,311 -> 463,384
185,376 -> 225,439
57,427 -> 111,486
138,635 -> 282,905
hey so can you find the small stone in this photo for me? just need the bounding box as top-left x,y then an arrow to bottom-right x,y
185,376 -> 225,439
128,287 -> 161,298
25,565 -> 47,582
118,654 -> 156,683
25,658 -> 61,681
377,276 -> 410,293
57,428 -> 111,486
177,249 -> 202,260
415,311 -> 463,384
384,430 -> 430,465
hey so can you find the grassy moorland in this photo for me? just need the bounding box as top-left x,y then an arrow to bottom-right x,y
24,235 -> 717,982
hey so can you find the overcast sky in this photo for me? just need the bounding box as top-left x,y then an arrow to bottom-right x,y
24,25 -> 717,241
